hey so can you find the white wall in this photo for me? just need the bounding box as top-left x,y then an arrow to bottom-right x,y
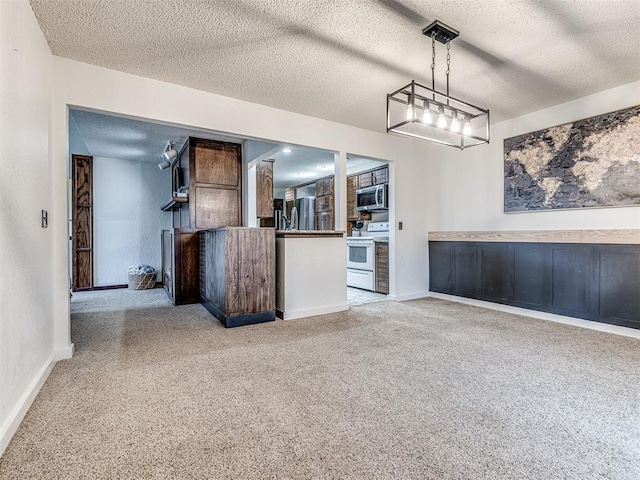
49,56 -> 434,352
427,80 -> 640,232
93,157 -> 171,286
0,0 -> 60,455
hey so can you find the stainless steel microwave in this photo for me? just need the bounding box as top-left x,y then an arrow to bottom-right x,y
356,184 -> 388,212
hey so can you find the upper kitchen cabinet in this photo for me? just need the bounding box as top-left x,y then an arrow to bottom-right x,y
346,175 -> 358,221
357,165 -> 388,189
191,139 -> 242,230
172,137 -> 243,230
315,175 -> 335,231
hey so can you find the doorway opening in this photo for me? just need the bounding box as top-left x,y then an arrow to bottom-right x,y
345,154 -> 392,307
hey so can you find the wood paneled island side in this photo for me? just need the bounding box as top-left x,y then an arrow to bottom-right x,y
200,227 -> 275,328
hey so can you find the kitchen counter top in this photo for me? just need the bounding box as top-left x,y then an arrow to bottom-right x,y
276,230 -> 345,238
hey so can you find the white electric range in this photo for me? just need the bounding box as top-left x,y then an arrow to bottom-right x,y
346,222 -> 389,291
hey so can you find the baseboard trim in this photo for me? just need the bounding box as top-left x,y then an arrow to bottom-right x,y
91,282 -> 162,291
428,292 -> 640,340
53,344 -> 74,361
388,291 -> 429,302
0,348 -> 67,457
92,284 -> 128,290
279,303 -> 349,320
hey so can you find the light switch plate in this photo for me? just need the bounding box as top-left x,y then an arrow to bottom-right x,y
398,221 -> 403,230
42,210 -> 48,228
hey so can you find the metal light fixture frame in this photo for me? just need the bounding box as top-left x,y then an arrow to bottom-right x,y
386,20 -> 490,150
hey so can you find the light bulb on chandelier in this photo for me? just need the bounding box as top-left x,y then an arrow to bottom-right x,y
437,105 -> 447,128
406,103 -> 414,121
423,101 -> 432,124
463,115 -> 472,136
450,110 -> 460,133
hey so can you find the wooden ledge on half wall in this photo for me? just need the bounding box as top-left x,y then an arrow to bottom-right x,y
428,229 -> 640,245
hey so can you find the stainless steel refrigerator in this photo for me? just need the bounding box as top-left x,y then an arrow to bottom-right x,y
294,197 -> 315,230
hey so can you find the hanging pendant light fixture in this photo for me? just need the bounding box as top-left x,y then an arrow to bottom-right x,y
386,20 -> 490,150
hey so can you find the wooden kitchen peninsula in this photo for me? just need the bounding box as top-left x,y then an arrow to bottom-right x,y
200,227 -> 275,328
276,230 -> 347,320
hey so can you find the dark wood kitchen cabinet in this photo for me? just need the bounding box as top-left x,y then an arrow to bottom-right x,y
315,175 -> 334,231
190,139 -> 242,230
356,165 -> 388,190
375,242 -> 389,294
171,137 -> 242,230
162,137 -> 244,305
161,229 -> 200,305
346,175 -> 358,221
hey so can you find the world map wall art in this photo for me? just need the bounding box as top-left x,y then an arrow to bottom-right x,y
504,105 -> 640,212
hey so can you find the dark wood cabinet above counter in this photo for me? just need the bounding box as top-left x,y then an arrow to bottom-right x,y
188,139 -> 242,230
315,175 -> 335,231
162,137 -> 242,230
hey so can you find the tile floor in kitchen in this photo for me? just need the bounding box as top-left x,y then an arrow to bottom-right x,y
347,286 -> 388,306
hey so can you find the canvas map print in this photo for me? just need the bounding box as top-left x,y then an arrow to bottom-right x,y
504,105 -> 640,212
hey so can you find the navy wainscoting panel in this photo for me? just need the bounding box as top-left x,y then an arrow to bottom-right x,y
428,241 -> 640,330
598,245 -> 640,328
453,244 -> 480,298
512,243 -> 552,311
480,243 -> 513,304
429,241 -> 454,293
549,244 -> 596,318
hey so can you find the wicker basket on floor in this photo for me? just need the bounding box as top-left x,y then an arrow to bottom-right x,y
128,272 -> 156,290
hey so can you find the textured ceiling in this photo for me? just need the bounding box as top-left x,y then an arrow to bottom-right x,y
37,1 -> 640,132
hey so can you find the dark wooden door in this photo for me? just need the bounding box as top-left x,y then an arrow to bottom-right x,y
72,155 -> 93,291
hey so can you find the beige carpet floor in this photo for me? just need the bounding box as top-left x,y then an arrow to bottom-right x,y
1,288 -> 639,479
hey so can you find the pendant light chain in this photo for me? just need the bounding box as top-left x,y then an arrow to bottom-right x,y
431,33 -> 436,93
446,41 -> 451,98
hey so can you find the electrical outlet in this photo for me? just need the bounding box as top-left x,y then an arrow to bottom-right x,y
398,221 -> 403,230
41,210 -> 48,228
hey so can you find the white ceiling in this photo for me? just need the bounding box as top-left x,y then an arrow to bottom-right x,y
31,1 -> 640,133
69,109 -> 383,188
269,146 -> 336,188
69,109 -> 244,163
